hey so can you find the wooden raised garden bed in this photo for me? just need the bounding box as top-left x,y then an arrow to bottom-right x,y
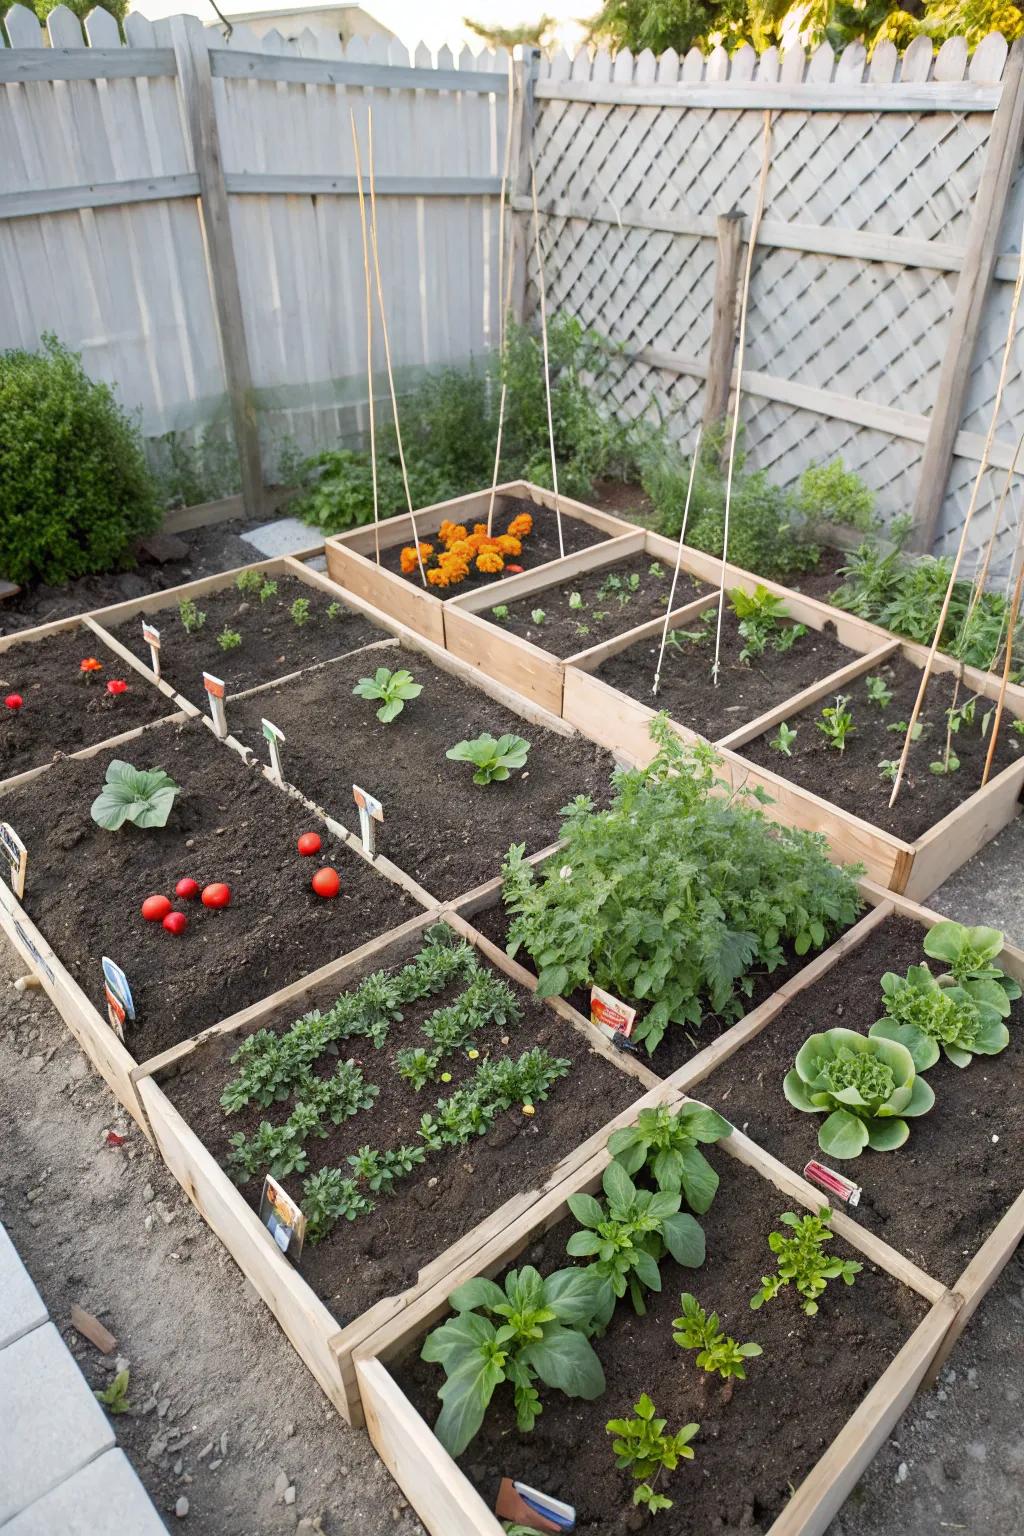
323,483 -> 637,648
353,1088 -> 957,1536
131,912 -> 671,1424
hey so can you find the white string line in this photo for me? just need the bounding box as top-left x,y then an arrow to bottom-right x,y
652,425 -> 703,696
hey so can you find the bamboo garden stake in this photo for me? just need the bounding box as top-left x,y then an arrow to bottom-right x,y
486,59 -> 517,537
349,110 -> 380,566
712,110 -> 773,685
529,154 -> 565,559
652,426 -> 703,696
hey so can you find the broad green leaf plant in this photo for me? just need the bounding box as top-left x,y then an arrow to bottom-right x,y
606,1103 -> 731,1212
447,732 -> 531,786
784,1027 -> 934,1158
90,760 -> 180,831
352,666 -> 423,724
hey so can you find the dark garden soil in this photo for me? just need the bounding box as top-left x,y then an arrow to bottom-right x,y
695,914 -> 1024,1288
0,717 -> 414,1062
398,1147 -> 926,1535
468,894 -> 856,1081
479,551 -> 709,659
595,609 -> 857,742
586,477 -> 656,524
166,922 -> 640,1320
0,626 -> 175,780
788,545 -> 849,605
382,497 -> 613,598
111,573 -> 385,705
740,653 -> 1024,842
228,648 -> 617,901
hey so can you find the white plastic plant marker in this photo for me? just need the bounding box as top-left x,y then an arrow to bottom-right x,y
0,822 -> 27,900
141,621 -> 161,681
589,984 -> 636,1042
203,672 -> 228,739
352,784 -> 383,857
261,718 -> 286,786
101,956 -> 135,1042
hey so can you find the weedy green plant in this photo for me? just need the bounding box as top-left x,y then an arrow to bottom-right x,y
217,627 -> 242,651
730,585 -> 806,663
290,597 -> 311,627
421,1265 -> 606,1455
784,1026 -> 933,1157
235,569 -> 263,596
870,964 -> 1009,1069
531,608 -> 546,625
606,1393 -> 699,1514
865,674 -> 893,709
607,1103 -> 731,1211
491,604 -> 510,623
878,758 -> 899,783
817,695 -> 855,752
326,601 -> 343,619
750,1209 -> 861,1316
90,760 -> 180,831
178,597 -> 206,635
566,1160 -> 705,1326
568,591 -> 584,611
446,732 -> 531,786
771,721 -> 797,756
352,666 -> 423,724
302,1168 -> 374,1243
672,1294 -> 762,1381
649,562 -> 665,578
260,578 -> 278,603
94,1368 -> 132,1415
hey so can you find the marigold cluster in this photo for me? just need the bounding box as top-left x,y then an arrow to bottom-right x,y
399,542 -> 434,575
400,512 -> 535,589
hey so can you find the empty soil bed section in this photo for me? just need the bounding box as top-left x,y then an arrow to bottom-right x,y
478,551 -> 708,658
229,650 -> 617,902
0,717 -> 414,1061
163,922 -> 640,1319
381,497 -> 612,598
111,573 -> 385,703
694,914 -> 1024,1287
738,654 -> 1024,841
594,609 -> 857,741
0,627 -> 173,781
397,1146 -> 926,1535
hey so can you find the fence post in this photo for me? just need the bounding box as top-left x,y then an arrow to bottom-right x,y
169,14 -> 263,518
909,39 -> 1024,554
508,46 -> 540,325
703,209 -> 744,434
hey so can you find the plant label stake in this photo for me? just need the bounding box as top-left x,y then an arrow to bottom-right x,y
259,1174 -> 306,1262
261,718 -> 286,786
589,984 -> 636,1042
0,821 -> 27,900
496,1478 -> 574,1532
141,621 -> 161,680
101,956 -> 135,1042
803,1161 -> 862,1207
352,784 -> 383,857
203,671 -> 228,739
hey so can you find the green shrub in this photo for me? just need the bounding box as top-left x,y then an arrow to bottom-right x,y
795,459 -> 877,533
0,335 -> 160,585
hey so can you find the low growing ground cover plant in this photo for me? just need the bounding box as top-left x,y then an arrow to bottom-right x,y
750,1208 -> 861,1316
784,1026 -> 934,1158
446,732 -> 531,786
502,719 -> 861,1053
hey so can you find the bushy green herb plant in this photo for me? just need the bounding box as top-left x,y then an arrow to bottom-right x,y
346,1143 -> 426,1193
178,598 -> 206,635
729,585 -> 806,663
235,569 -> 263,596
394,970 -> 521,1087
326,600 -> 342,619
772,721 -> 798,756
90,760 -> 180,831
672,1294 -> 762,1381
227,1060 -> 378,1180
290,597 -> 311,627
302,1169 -> 374,1243
416,1047 -> 570,1152
531,608 -> 546,625
352,666 -> 423,724
446,732 -> 531,786
260,579 -> 278,603
750,1209 -> 861,1316
0,335 -> 160,586
217,627 -> 242,651
784,1027 -> 933,1158
502,719 -> 861,1053
795,460 -> 877,532
421,1265 -> 606,1455
606,1103 -> 731,1211
491,604 -> 510,623
606,1394 -> 699,1514
817,695 -> 855,752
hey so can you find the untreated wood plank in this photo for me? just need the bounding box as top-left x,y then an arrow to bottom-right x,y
704,209 -> 743,429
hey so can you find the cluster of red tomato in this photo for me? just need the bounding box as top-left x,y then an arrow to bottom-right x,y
141,877 -> 230,936
297,831 -> 340,899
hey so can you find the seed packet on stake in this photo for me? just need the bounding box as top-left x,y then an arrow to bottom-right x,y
202,671 -> 228,738
261,718 -> 286,785
141,621 -> 161,680
352,784 -> 383,857
589,984 -> 636,1042
495,1478 -> 575,1532
259,1175 -> 305,1261
101,956 -> 135,1042
0,821 -> 27,900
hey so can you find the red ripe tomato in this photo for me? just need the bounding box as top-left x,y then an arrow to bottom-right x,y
175,877 -> 201,900
297,832 -> 322,857
141,894 -> 172,923
162,911 -> 188,936
311,867 -> 340,899
201,882 -> 232,909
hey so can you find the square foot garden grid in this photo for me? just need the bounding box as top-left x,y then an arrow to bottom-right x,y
353,1086 -> 957,1536
323,482 -> 637,647
131,913 -> 676,1425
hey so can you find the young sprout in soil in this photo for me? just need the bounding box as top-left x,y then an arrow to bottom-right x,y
235,569 -> 263,597
260,579 -> 278,603
94,1369 -> 132,1415
576,623 -> 591,638
531,608 -> 546,625
1013,719 -> 1024,738
592,610 -> 609,623
446,732 -> 531,786
90,760 -> 180,831
878,758 -> 899,783
730,585 -> 806,664
568,591 -> 584,611
290,597 -> 311,627
352,666 -> 423,724
771,721 -> 797,756
930,750 -> 960,776
178,598 -> 206,635
672,1294 -> 762,1381
302,1169 -> 373,1243
326,601 -> 343,620
750,1209 -> 862,1316
888,718 -> 924,739
649,562 -> 665,578
816,695 -> 855,752
598,574 -> 622,600
491,604 -> 510,623
865,674 -> 893,709
217,627 -> 242,652
783,1026 -> 933,1158
606,1393 -> 699,1515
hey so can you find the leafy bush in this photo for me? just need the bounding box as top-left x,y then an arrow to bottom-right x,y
606,1103 -> 731,1211
0,335 -> 160,585
794,459 -> 877,532
502,720 -> 862,1054
783,1027 -> 934,1158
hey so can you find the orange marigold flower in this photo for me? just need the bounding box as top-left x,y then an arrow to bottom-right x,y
400,543 -> 434,574
439,522 -> 468,548
476,550 -> 504,574
508,513 -> 533,538
447,538 -> 473,559
472,523 -> 489,536
496,534 -> 522,556
426,567 -> 450,588
80,657 -> 103,673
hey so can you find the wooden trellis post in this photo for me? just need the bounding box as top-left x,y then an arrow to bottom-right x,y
508,47 -> 541,324
703,209 -> 744,434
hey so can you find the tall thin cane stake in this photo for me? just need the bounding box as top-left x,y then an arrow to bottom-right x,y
530,154 -> 564,558
712,111 -> 772,686
350,111 -> 379,565
888,216 -> 1024,807
653,426 -> 703,696
982,556 -> 1024,786
362,109 -> 427,587
487,59 -> 516,537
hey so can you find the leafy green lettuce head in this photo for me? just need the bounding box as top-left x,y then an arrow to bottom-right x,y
784,1026 -> 933,1158
870,964 -> 1009,1070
